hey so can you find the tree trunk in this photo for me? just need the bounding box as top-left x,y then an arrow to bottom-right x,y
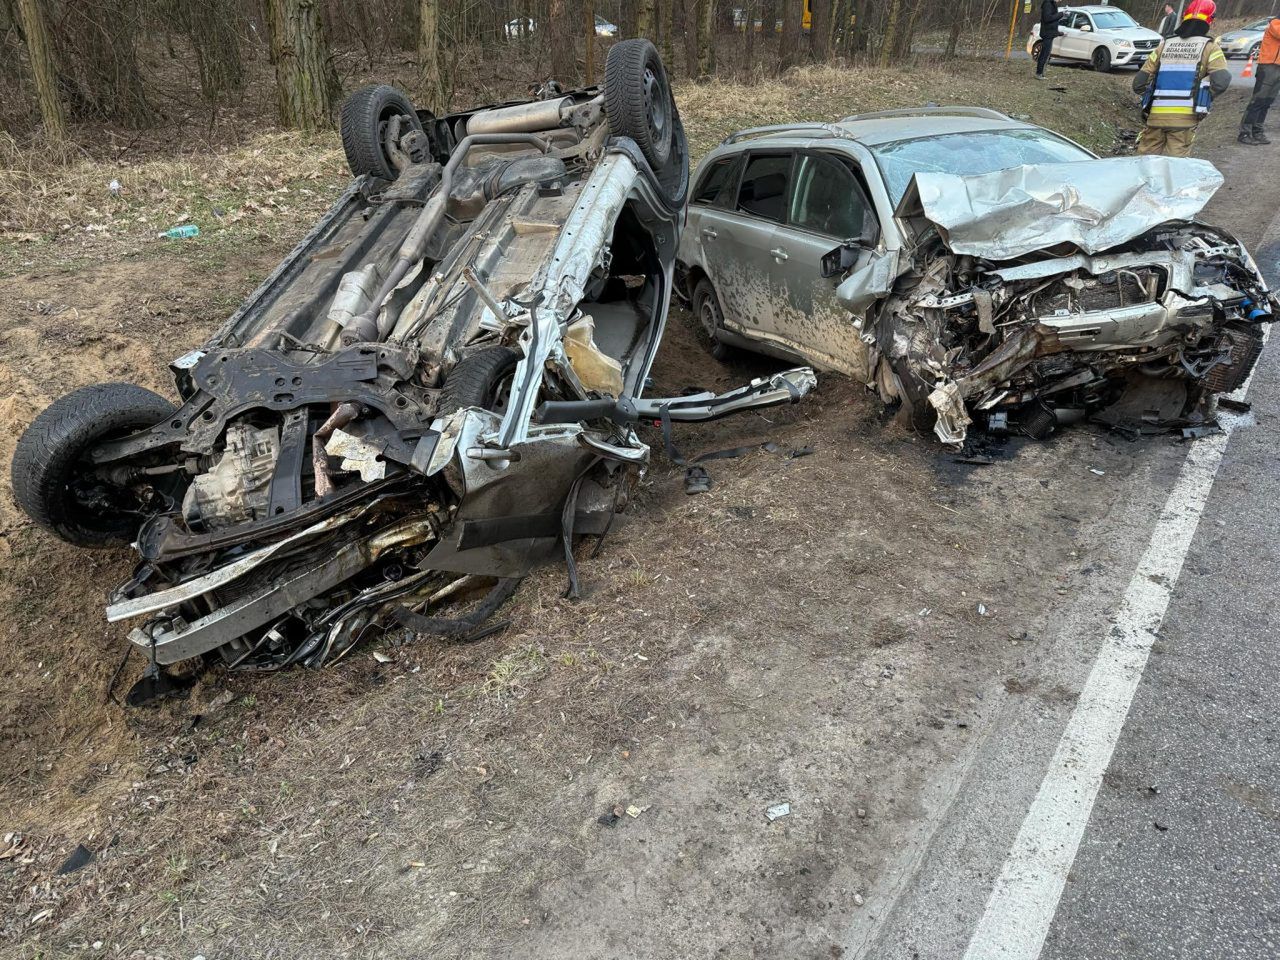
584,0 -> 596,83
418,0 -> 444,109
658,0 -> 675,69
944,2 -> 963,58
697,0 -> 714,77
15,0 -> 65,138
166,0 -> 245,103
683,0 -> 698,72
549,0 -> 575,81
809,0 -> 831,60
636,0 -> 656,40
878,0 -> 902,67
265,0 -> 340,131
777,0 -> 802,72
744,0 -> 756,66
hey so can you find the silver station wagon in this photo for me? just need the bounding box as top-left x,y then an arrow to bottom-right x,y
677,107 -> 1276,444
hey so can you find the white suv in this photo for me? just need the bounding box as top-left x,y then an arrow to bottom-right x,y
1027,4 -> 1162,72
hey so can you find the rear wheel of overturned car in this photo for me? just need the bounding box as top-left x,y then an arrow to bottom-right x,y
340,84 -> 424,181
693,278 -> 734,362
439,347 -> 520,416
11,383 -> 176,548
604,38 -> 674,171
1091,46 -> 1112,72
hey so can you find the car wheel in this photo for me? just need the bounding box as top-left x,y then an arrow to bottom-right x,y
604,38 -> 674,170
693,278 -> 734,362
11,383 -> 175,548
439,347 -> 520,416
1092,46 -> 1112,72
339,84 -> 424,181
1031,39 -> 1044,60
889,357 -> 937,435
1250,42 -> 1262,60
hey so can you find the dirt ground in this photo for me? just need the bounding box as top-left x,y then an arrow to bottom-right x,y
0,60 -> 1264,959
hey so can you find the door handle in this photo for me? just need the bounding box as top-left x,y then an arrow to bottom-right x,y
702,227 -> 718,240
770,247 -> 789,262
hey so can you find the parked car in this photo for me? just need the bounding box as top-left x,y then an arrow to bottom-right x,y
1219,17 -> 1273,59
505,14 -> 618,38
677,106 -> 1276,445
11,40 -> 813,704
1027,4 -> 1162,71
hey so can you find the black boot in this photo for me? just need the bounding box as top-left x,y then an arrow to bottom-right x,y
1239,128 -> 1259,144
1253,125 -> 1272,144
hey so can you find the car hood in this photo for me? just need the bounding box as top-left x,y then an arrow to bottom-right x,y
893,156 -> 1224,260
1221,29 -> 1261,41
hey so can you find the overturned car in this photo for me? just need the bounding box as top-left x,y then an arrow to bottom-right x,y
678,108 -> 1275,444
11,40 -> 814,702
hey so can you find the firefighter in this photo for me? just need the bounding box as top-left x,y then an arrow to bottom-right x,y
1132,0 -> 1232,157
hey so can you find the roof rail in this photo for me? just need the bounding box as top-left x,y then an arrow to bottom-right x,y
839,106 -> 1013,124
721,122 -> 849,145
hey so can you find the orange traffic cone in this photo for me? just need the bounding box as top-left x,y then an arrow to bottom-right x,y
1243,54 -> 1255,78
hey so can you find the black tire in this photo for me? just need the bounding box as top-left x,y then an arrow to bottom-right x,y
889,358 -> 937,435
439,348 -> 520,416
12,383 -> 175,548
693,278 -> 733,362
340,84 -> 424,181
1032,40 -> 1044,60
1250,42 -> 1262,60
605,38 -> 674,171
1091,46 -> 1112,72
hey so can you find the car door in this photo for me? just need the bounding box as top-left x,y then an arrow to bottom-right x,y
696,150 -> 794,343
757,150 -> 887,380
1056,12 -> 1088,59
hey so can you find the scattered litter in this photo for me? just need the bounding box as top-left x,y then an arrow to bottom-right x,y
856,808 -> 867,819
160,224 -> 200,240
1153,820 -> 1169,832
372,650 -> 393,664
977,603 -> 990,617
766,802 -> 791,822
108,178 -> 122,197
684,466 -> 712,495
597,805 -> 623,827
788,445 -> 815,459
1148,784 -> 1160,795
853,893 -> 866,906
625,804 -> 648,818
1089,468 -> 1105,476
1218,397 -> 1251,413
407,860 -> 427,868
56,843 -> 94,875
1180,423 -> 1221,440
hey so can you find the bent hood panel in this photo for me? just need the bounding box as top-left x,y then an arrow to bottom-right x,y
895,157 -> 1224,260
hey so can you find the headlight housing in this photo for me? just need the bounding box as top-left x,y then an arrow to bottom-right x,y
1114,39 -> 1133,48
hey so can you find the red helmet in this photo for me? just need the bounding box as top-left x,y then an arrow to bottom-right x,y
1183,0 -> 1216,24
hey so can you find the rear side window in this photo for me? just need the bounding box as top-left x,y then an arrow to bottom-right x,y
736,154 -> 791,223
692,157 -> 739,207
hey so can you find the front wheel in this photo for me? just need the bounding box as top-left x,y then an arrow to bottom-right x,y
339,84 -> 424,181
693,278 -> 735,362
1092,46 -> 1112,72
1250,42 -> 1262,60
1031,39 -> 1044,60
439,347 -> 519,416
604,38 -> 674,170
11,383 -> 176,547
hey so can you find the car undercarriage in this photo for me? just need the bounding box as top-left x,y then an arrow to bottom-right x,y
11,42 -> 814,703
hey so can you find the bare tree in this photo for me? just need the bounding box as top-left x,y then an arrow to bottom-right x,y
697,0 -> 714,78
777,0 -> 802,72
809,0 -> 831,60
549,0 -> 574,80
658,0 -> 674,68
879,0 -> 902,67
636,0 -> 657,40
584,0 -> 595,83
418,0 -> 444,108
163,0 -> 244,103
15,0 -> 65,138
265,0 -> 341,131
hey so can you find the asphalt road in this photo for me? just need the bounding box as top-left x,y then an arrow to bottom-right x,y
840,145 -> 1280,960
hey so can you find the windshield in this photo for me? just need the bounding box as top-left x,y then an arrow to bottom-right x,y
870,129 -> 1094,205
1091,10 -> 1138,29
1247,18 -> 1272,31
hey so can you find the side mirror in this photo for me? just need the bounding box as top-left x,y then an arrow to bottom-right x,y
821,242 -> 859,279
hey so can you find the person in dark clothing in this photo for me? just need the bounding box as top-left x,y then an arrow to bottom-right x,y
1157,4 -> 1179,38
1036,0 -> 1063,78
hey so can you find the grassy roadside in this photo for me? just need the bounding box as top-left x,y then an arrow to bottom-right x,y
0,57 -> 1140,277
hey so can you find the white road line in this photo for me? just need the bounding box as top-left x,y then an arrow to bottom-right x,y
960,325 -> 1272,960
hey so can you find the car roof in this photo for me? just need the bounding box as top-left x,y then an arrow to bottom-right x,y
1064,4 -> 1130,13
720,108 -> 1041,150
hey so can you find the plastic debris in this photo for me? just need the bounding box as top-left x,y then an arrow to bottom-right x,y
108,179 -> 122,197
766,802 -> 791,821
1089,468 -> 1105,476
625,804 -> 648,818
161,225 -> 200,239
56,844 -> 93,875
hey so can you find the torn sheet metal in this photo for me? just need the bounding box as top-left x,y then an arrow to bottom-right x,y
897,157 -> 1223,259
